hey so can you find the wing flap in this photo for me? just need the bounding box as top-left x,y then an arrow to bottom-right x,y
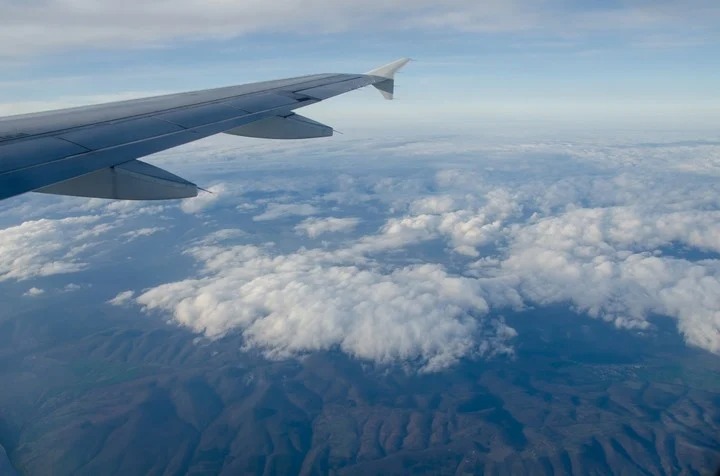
224,113 -> 333,140
35,160 -> 197,200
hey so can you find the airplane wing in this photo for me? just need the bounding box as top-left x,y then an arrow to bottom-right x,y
0,58 -> 410,201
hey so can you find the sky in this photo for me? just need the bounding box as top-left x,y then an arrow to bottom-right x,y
0,1 -> 719,372
1,0 -> 719,132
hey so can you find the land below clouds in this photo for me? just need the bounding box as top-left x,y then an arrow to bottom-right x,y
0,297 -> 717,475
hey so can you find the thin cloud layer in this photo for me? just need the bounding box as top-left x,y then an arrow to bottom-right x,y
295,217 -> 360,238
253,203 -> 319,221
2,0 -> 718,56
120,227 -> 165,241
108,290 -> 136,306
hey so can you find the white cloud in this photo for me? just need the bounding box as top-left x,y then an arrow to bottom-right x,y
197,229 -> 248,245
180,184 -> 227,214
136,245 -> 515,371
253,203 -> 319,222
120,227 -> 165,241
23,287 -> 45,297
494,206 -> 720,352
0,216 -> 105,281
436,189 -> 520,256
354,189 -> 520,256
409,196 -> 456,215
295,217 -> 360,238
108,290 -> 135,306
354,214 -> 440,252
104,200 -> 168,217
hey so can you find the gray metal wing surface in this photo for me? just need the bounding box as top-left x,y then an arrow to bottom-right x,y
0,58 -> 410,201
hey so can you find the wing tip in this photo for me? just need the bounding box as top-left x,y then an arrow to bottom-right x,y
366,58 -> 412,79
367,58 -> 411,100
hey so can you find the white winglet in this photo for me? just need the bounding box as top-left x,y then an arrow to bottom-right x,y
366,58 -> 411,100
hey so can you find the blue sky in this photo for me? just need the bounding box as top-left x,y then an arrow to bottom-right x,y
1,0 -> 719,132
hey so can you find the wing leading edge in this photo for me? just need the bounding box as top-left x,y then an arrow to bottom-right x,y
0,58 -> 410,201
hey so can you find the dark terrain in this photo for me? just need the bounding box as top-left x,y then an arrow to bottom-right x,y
0,294 -> 718,475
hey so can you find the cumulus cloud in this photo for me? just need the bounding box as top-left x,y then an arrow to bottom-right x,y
23,287 -> 45,297
108,290 -> 135,306
295,217 -> 360,238
495,206 -> 720,352
0,216 -> 106,281
253,203 -> 319,222
136,245 -> 515,371
354,189 -> 520,256
0,198 -> 168,285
